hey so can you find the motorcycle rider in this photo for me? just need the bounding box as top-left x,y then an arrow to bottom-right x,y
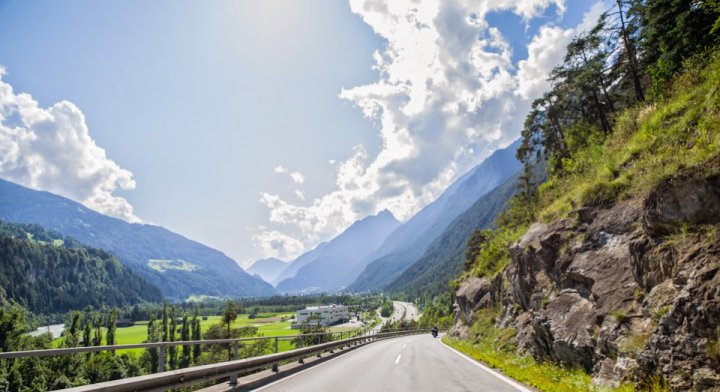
431,325 -> 439,337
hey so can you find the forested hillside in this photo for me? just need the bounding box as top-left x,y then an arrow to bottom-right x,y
0,179 -> 275,299
348,141 -> 521,292
447,1 -> 720,390
0,222 -> 163,313
387,171 -> 520,298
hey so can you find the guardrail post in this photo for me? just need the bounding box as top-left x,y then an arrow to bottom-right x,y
233,341 -> 239,360
274,337 -> 279,353
158,346 -> 165,373
229,373 -> 238,390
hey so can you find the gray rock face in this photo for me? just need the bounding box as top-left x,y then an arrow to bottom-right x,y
643,174 -> 720,236
532,290 -> 597,371
453,276 -> 500,327
452,165 -> 720,390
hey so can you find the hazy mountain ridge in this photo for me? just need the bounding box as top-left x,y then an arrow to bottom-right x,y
246,257 -> 287,283
271,242 -> 329,286
0,178 -> 275,299
274,209 -> 400,293
348,140 -> 522,292
386,170 -> 520,296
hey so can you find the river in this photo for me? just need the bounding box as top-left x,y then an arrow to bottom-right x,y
28,324 -> 65,339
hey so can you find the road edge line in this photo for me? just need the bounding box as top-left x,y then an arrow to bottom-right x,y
250,348 -> 350,391
439,338 -> 534,392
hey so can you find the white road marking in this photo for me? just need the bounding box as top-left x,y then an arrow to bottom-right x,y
395,354 -> 402,365
402,344 -> 407,349
439,339 -> 534,392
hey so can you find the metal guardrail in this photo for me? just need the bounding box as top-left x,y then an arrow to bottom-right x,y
0,331 -> 365,360
0,327 -> 389,375
57,329 -> 430,392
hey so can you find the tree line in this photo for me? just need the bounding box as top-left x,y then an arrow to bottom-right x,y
0,221 -> 163,315
0,300 -> 275,390
517,0 -> 720,193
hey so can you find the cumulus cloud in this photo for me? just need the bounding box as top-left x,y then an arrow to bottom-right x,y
251,228 -> 306,260
273,165 -> 305,184
254,0 -> 603,259
516,1 -> 608,99
0,69 -> 140,222
289,172 -> 305,184
516,25 -> 575,99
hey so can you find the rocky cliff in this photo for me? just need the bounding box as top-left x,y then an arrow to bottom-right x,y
451,159 -> 720,390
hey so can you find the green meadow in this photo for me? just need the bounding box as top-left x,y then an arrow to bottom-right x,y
56,312 -> 361,355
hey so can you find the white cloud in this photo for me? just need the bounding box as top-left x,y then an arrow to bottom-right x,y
294,190 -> 305,200
0,69 -> 140,222
251,229 -> 306,260
273,165 -> 305,184
516,25 -> 575,99
290,172 -> 305,184
254,0 -> 604,258
516,1 -> 607,100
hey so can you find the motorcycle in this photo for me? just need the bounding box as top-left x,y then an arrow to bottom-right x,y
431,328 -> 438,338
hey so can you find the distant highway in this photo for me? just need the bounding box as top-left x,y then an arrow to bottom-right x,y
393,301 -> 420,321
253,334 -> 530,392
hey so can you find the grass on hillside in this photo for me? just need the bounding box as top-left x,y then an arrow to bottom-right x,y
444,307 -> 635,392
464,50 -> 720,283
539,52 -> 720,222
444,337 -> 637,392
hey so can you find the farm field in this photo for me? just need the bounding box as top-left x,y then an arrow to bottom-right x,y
121,313 -> 299,354
53,312 -> 362,355
54,313 -> 302,355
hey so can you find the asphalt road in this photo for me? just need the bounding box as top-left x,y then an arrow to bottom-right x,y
253,334 -> 529,392
394,301 -> 420,321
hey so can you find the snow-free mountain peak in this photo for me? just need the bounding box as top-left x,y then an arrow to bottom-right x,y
273,209 -> 400,294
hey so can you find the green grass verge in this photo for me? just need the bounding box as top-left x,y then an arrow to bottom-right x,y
443,337 -> 634,392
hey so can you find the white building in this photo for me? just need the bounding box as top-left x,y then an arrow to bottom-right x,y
293,304 -> 349,329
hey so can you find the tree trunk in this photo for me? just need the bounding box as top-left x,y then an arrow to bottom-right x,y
616,0 -> 645,101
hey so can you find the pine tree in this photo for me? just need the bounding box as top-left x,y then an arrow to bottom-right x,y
180,313 -> 191,368
613,0 -> 645,101
83,319 -> 92,348
65,311 -> 82,348
168,306 -> 178,370
222,300 -> 238,361
161,301 -> 169,370
191,306 -> 202,363
146,313 -> 160,373
106,308 -> 118,348
93,314 -> 103,346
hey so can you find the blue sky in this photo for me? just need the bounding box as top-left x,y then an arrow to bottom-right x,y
0,0 -> 603,266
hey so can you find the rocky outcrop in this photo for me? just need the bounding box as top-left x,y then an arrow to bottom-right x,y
643,173 -> 720,236
452,276 -> 501,332
452,163 -> 720,390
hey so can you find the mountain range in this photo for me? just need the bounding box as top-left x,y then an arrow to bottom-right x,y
260,140 -> 521,295
246,257 -> 288,283
0,139 -> 521,301
273,210 -> 400,294
0,178 -> 275,300
348,139 -> 521,292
